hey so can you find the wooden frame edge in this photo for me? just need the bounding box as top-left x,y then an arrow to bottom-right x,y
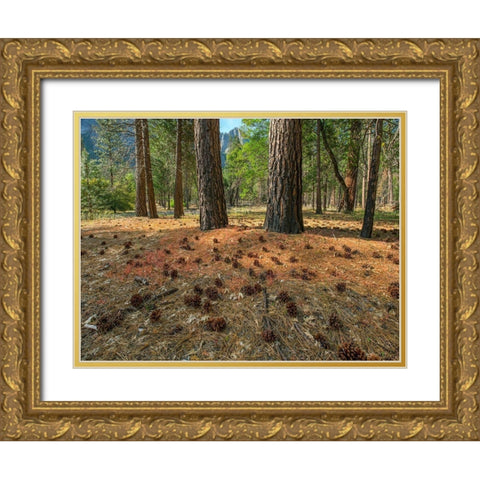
0,38 -> 478,440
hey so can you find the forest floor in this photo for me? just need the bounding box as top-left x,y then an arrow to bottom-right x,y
80,207 -> 401,363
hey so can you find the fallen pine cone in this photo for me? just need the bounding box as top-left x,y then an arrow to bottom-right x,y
206,317 -> 226,332
277,290 -> 291,303
97,310 -> 124,333
328,312 -> 343,330
130,294 -> 144,308
262,329 -> 276,342
286,301 -> 298,317
184,294 -> 202,308
313,332 -> 330,349
388,282 -> 400,299
150,309 -> 162,323
338,341 -> 367,361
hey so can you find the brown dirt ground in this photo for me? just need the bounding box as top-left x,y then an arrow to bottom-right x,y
80,209 -> 400,362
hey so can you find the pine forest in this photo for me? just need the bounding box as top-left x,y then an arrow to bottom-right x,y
80,117 -> 401,362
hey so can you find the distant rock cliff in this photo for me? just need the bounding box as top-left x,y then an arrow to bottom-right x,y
220,127 -> 244,166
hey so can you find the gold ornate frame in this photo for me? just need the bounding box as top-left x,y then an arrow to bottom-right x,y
0,39 -> 479,440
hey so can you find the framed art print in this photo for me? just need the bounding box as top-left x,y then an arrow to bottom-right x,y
0,39 -> 479,440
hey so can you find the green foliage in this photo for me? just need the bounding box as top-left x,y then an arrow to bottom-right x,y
224,119 -> 269,205
148,119 -> 197,209
81,120 -> 136,218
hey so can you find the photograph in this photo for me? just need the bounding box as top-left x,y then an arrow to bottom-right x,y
78,114 -> 403,364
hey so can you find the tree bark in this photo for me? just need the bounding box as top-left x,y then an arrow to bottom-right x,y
264,119 -> 304,234
387,166 -> 394,205
362,127 -> 372,209
174,119 -> 184,218
134,119 -> 148,217
194,119 -> 228,230
360,119 -> 384,238
319,121 -> 348,206
343,119 -> 362,212
315,120 -> 323,214
140,119 -> 158,218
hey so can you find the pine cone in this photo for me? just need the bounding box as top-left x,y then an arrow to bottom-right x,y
184,294 -> 202,308
241,285 -> 255,296
97,310 -> 124,333
328,312 -> 343,330
388,282 -> 400,299
205,287 -> 219,301
262,329 -> 276,342
286,302 -> 298,317
207,317 -> 226,332
277,290 -> 291,303
150,309 -> 162,323
313,332 -> 330,349
338,341 -> 367,361
130,294 -> 144,308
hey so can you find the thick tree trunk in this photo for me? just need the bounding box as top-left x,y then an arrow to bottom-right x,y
174,119 -> 184,218
134,119 -> 148,217
315,120 -> 323,214
264,119 -> 304,234
140,119 -> 158,218
343,119 -> 362,212
194,119 -> 228,230
361,119 -> 384,238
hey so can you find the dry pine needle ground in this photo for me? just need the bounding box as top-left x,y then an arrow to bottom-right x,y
80,209 -> 400,362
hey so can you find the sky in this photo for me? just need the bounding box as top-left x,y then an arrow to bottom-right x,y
219,118 -> 243,133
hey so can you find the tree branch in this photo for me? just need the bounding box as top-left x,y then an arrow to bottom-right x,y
318,120 -> 347,192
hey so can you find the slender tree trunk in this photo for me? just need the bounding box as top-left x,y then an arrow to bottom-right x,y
319,120 -> 348,210
387,166 -> 394,204
135,119 -> 148,217
343,119 -> 362,212
194,119 -> 228,230
361,165 -> 367,210
140,119 -> 158,218
174,119 -> 184,218
264,119 -> 304,234
315,120 -> 323,214
362,128 -> 372,209
361,119 -> 384,238
323,178 -> 328,212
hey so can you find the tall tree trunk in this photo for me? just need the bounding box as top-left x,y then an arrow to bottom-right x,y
174,119 -> 184,218
264,119 -> 304,234
387,166 -> 394,205
323,178 -> 328,212
361,164 -> 367,210
135,119 -> 148,217
343,119 -> 362,212
361,119 -> 384,238
194,119 -> 228,230
319,120 -> 348,210
140,119 -> 158,218
362,127 -> 372,209
315,120 -> 323,214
